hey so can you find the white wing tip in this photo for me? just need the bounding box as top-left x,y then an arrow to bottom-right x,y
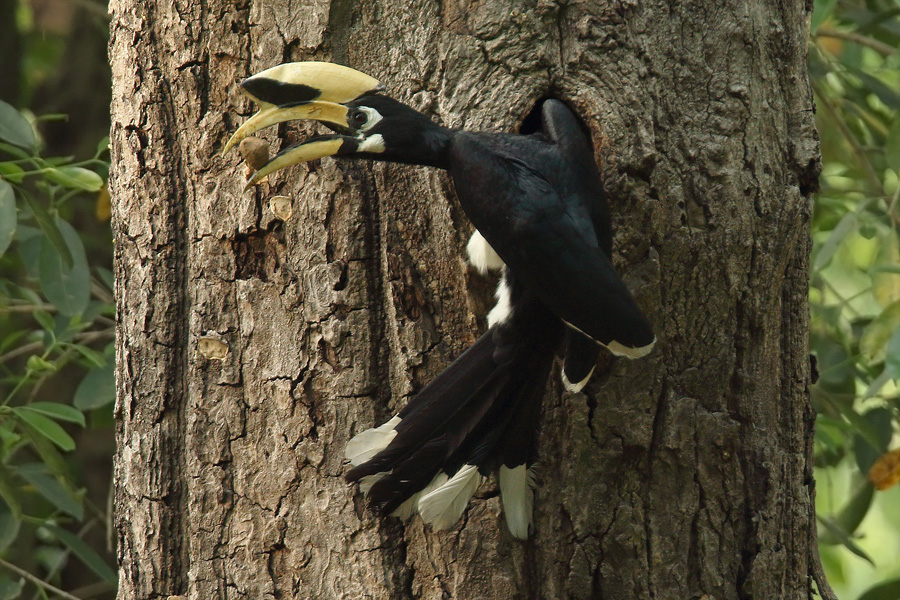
466,230 -> 505,274
606,337 -> 656,359
561,366 -> 595,393
561,320 -> 657,360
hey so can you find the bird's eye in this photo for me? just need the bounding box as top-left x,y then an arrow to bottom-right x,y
352,110 -> 369,126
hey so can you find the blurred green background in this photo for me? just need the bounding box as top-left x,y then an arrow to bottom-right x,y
1,0 -> 899,599
810,1 -> 900,598
1,1 -> 115,600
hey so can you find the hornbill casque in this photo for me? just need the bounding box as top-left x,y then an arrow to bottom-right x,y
224,62 -> 655,539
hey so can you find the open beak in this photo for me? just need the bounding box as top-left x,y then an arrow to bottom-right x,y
223,61 -> 383,157
223,101 -> 352,155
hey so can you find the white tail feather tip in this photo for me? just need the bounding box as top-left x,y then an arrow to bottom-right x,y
418,464 -> 483,531
358,473 -> 386,494
390,472 -> 449,520
345,415 -> 402,466
499,465 -> 537,539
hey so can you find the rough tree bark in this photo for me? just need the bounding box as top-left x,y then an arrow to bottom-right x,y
110,0 -> 823,598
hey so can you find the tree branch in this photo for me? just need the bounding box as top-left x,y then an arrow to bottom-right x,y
815,29 -> 897,56
0,559 -> 85,600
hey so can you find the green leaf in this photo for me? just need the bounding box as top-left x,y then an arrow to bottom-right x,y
817,515 -> 875,565
0,161 -> 25,184
13,408 -> 75,452
813,211 -> 857,271
14,464 -> 82,520
860,300 -> 900,363
74,363 -> 115,411
23,195 -> 72,268
845,64 -> 900,110
819,481 -> 874,544
44,155 -> 75,167
68,343 -> 105,368
887,119 -> 900,170
0,577 -> 24,600
815,415 -> 849,456
870,265 -> 900,275
34,113 -> 67,124
96,266 -> 114,291
32,309 -> 55,332
94,136 -> 110,158
0,467 -> 22,518
41,167 -> 104,192
810,336 -> 854,393
825,400 -> 883,452
0,100 -> 36,152
0,500 -> 21,553
14,225 -> 42,278
39,218 -> 90,316
19,429 -> 70,479
858,578 -> 900,600
26,355 -> 56,374
0,142 -> 30,160
0,180 -> 15,255
21,403 -> 85,427
853,407 -> 894,473
862,367 -> 892,401
872,229 -> 900,308
885,328 -> 900,380
811,0 -> 837,31
44,523 -> 117,583
0,330 -> 27,355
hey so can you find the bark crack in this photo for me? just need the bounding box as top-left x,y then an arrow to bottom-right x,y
643,383 -> 671,600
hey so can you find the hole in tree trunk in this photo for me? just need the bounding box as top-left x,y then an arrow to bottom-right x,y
517,96 -> 595,150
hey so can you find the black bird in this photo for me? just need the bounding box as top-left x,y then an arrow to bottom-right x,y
224,62 -> 655,538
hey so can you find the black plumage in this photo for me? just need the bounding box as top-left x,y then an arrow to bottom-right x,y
225,62 -> 655,538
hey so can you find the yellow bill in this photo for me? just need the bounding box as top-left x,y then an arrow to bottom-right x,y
240,62 -> 383,106
244,137 -> 351,190
223,101 -> 349,155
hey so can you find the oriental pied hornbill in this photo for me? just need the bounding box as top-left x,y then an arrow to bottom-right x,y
224,62 -> 655,539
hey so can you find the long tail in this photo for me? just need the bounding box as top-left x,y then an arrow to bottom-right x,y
345,269 -> 563,538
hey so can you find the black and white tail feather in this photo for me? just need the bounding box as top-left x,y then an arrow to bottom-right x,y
345,230 -> 639,538
345,259 -> 563,539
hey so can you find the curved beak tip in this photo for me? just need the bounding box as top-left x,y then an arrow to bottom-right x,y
242,175 -> 261,193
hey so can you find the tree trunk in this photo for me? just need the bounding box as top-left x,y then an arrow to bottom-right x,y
109,0 -> 823,599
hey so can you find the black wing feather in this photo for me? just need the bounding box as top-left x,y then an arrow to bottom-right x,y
448,133 -> 653,351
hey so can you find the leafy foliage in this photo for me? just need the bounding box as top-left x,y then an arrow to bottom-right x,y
810,0 -> 900,597
0,0 -> 897,598
0,86 -> 115,600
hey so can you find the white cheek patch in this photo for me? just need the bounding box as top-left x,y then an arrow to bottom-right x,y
358,107 -> 383,132
358,133 -> 385,153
